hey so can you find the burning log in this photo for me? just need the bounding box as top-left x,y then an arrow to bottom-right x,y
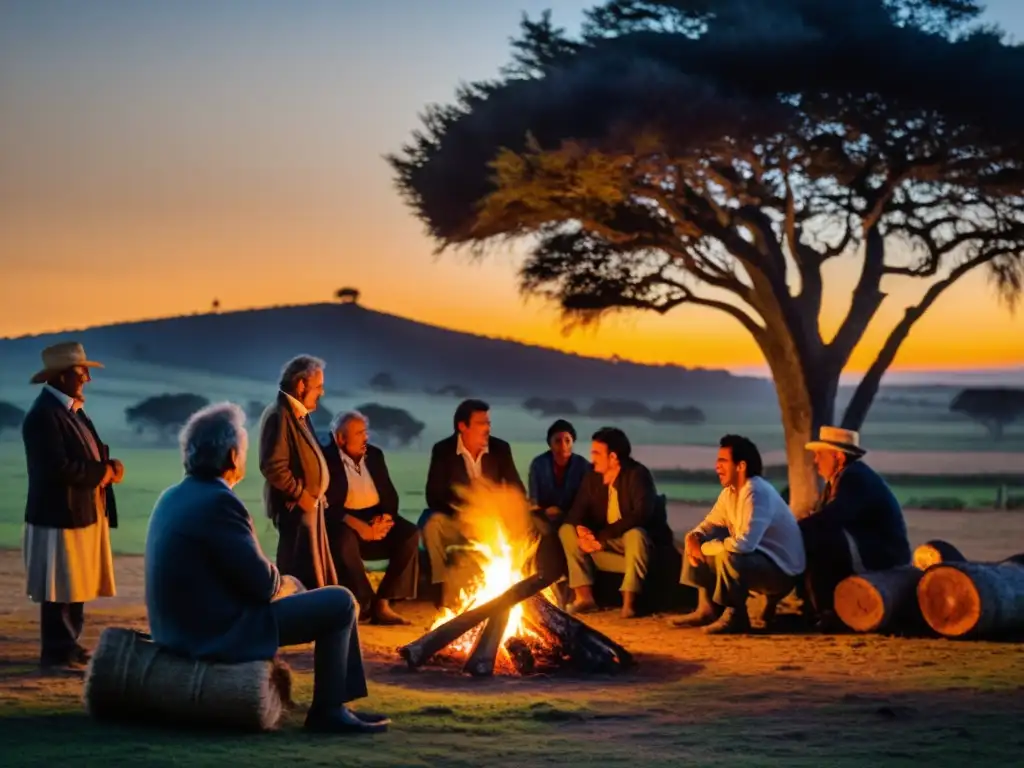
912,540 -> 966,571
398,573 -> 550,668
917,555 -> 1024,639
504,637 -> 536,675
522,595 -> 634,672
463,609 -> 511,677
834,566 -> 925,633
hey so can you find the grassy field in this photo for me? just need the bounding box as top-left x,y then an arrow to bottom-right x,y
0,439 -> 1021,556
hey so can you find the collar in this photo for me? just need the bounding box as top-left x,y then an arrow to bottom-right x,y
456,434 -> 488,461
43,384 -> 80,412
339,446 -> 366,472
280,390 -> 308,418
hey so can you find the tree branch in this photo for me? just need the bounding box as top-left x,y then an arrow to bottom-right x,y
841,248 -> 1009,430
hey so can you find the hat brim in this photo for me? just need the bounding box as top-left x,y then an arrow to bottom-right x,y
29,360 -> 104,384
805,439 -> 866,457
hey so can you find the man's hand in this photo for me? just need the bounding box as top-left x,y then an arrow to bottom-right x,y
544,506 -> 562,520
110,459 -> 125,484
100,463 -> 116,487
369,514 -> 394,541
684,532 -> 705,567
576,525 -> 602,554
275,574 -> 307,600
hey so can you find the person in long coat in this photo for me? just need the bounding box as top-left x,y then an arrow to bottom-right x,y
259,354 -> 337,590
22,342 -> 124,669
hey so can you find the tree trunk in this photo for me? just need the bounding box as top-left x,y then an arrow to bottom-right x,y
986,419 -> 1005,442
763,351 -> 836,517
917,559 -> 1024,639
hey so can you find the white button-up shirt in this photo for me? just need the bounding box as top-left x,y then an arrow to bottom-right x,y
339,448 -> 380,511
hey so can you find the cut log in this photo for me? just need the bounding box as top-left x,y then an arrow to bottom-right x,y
504,636 -> 536,675
834,566 -> 924,633
463,609 -> 511,677
917,559 -> 1024,638
913,540 -> 966,571
522,595 -> 634,672
398,573 -> 550,668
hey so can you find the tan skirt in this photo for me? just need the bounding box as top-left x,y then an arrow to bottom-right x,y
23,517 -> 116,604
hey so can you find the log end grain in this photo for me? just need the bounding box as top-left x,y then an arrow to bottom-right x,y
834,575 -> 887,632
917,565 -> 981,638
913,540 -> 966,571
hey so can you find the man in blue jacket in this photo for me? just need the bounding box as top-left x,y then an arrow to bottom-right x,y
799,426 -> 911,630
145,402 -> 389,734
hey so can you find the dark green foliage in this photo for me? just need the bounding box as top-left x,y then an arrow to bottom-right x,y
125,394 -> 210,438
950,387 -> 1024,440
523,396 -> 580,416
0,401 -> 25,435
355,402 -> 425,447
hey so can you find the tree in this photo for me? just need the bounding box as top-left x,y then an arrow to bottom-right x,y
0,401 -> 25,436
355,402 -> 425,447
523,396 -> 580,416
370,371 -> 397,392
389,0 -> 1024,514
245,399 -> 266,424
126,393 -> 210,440
336,287 -> 361,304
950,387 -> 1024,440
211,298 -> 221,313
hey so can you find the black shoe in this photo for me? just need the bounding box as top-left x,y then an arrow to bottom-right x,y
304,705 -> 390,734
40,653 -> 86,671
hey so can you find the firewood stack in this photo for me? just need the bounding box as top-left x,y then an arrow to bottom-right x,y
398,573 -> 633,676
834,539 -> 1024,639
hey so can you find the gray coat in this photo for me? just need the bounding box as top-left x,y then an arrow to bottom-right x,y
144,475 -> 282,663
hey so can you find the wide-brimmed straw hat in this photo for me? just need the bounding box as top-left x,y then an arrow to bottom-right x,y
29,341 -> 104,384
805,425 -> 867,457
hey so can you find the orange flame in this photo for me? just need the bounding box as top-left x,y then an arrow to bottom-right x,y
428,479 -> 542,655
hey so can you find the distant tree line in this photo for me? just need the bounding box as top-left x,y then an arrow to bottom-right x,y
0,401 -> 25,436
522,396 -> 705,425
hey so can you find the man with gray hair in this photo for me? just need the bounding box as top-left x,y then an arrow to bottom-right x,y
259,355 -> 337,590
145,402 -> 389,734
322,410 -> 419,625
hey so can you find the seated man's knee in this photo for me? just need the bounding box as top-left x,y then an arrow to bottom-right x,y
318,584 -> 358,622
558,522 -> 578,546
421,512 -> 445,539
623,527 -> 651,551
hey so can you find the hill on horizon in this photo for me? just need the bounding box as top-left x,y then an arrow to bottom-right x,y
0,303 -> 774,403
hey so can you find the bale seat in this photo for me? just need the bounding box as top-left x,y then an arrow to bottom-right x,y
83,627 -> 292,732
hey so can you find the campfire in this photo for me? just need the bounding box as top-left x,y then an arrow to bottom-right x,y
398,482 -> 633,676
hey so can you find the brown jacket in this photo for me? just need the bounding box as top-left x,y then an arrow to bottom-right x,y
258,393 -> 337,588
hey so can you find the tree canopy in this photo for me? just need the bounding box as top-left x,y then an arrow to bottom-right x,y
0,401 -> 25,435
126,393 -> 210,439
950,387 -> 1024,440
389,0 -> 1024,513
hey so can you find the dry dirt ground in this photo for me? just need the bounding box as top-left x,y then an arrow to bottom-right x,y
2,508 -> 1023,766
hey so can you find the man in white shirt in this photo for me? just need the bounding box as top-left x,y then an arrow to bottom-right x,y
322,411 -> 419,625
670,434 -> 805,634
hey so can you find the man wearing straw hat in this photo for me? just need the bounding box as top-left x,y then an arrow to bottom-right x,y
799,426 -> 911,630
22,342 -> 124,669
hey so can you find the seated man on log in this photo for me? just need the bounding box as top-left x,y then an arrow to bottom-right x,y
322,410 -> 419,626
671,435 -> 805,634
145,402 -> 389,734
799,426 -> 911,631
420,399 -> 544,605
527,418 -> 591,585
559,427 -> 671,619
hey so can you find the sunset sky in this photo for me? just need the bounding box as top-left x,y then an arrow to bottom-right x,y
1,0 -> 1022,377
